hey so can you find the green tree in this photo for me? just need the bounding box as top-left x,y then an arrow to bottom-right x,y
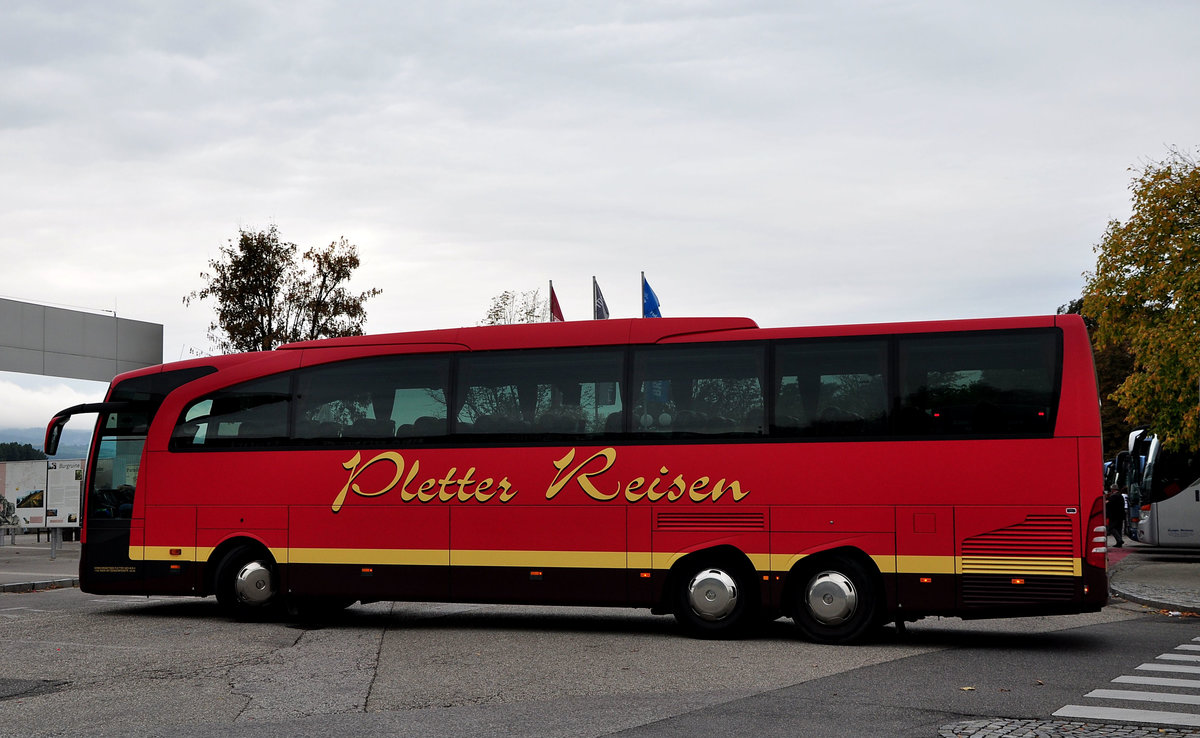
0,442 -> 47,461
480,289 -> 547,326
185,226 -> 383,353
1083,148 -> 1200,452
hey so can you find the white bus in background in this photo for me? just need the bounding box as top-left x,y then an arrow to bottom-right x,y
1112,430 -> 1200,547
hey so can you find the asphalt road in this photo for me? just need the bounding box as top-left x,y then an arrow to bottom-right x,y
0,589 -> 1191,738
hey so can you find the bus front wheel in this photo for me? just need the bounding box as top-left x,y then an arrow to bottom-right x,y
215,545 -> 278,618
672,558 -> 755,639
791,556 -> 880,644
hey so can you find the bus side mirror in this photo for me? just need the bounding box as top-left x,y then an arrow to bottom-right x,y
45,416 -> 66,456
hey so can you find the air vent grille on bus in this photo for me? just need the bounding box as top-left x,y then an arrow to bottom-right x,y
654,512 -> 766,531
962,575 -> 1076,606
960,515 -> 1074,558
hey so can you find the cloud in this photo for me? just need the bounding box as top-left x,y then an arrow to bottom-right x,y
0,373 -> 108,431
0,0 -> 1195,384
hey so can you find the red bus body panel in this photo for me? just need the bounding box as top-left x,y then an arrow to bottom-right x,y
80,314 -> 1107,623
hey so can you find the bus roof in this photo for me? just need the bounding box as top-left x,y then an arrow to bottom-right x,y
108,313 -> 1080,384
277,317 -> 761,351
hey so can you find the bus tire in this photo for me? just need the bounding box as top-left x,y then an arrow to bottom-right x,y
672,557 -> 756,639
215,545 -> 279,619
791,556 -> 880,645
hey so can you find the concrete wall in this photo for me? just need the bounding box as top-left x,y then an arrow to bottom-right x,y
0,297 -> 163,382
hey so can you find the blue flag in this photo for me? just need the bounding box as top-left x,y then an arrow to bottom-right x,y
642,274 -> 661,318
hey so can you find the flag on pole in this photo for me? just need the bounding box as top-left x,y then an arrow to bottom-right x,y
593,277 -> 610,320
641,272 -> 661,318
549,280 -> 564,322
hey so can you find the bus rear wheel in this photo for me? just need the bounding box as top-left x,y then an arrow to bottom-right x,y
672,558 -> 756,639
215,545 -> 279,619
791,556 -> 880,644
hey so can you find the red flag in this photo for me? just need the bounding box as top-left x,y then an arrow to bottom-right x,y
549,281 -> 564,322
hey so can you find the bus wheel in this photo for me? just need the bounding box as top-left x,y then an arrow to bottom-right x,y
673,559 -> 755,639
215,545 -> 278,618
791,557 -> 879,645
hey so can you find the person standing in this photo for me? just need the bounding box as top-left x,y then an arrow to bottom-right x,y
1106,486 -> 1126,548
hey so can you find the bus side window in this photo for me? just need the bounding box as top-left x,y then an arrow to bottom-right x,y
294,355 -> 451,445
170,376 -> 290,450
455,348 -> 624,439
631,344 -> 765,437
773,339 -> 888,439
897,331 -> 1059,437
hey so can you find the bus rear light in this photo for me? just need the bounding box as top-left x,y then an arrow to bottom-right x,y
639,572 -> 651,579
530,571 -> 543,580
919,577 -> 932,584
360,567 -> 373,576
1011,578 -> 1025,585
1085,496 -> 1108,569
169,548 -> 182,556
169,564 -> 181,571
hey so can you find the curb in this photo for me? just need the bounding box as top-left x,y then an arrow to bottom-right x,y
0,578 -> 79,594
1109,583 -> 1200,615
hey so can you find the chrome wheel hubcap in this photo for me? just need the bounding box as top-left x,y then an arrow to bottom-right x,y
234,561 -> 274,606
687,568 -> 738,621
805,571 -> 857,625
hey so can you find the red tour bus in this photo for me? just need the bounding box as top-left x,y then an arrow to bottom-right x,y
45,314 -> 1107,643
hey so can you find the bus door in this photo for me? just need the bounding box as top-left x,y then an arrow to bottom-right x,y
895,506 -> 955,613
82,432 -> 147,593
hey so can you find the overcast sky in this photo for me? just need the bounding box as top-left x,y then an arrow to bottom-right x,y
2,1 -> 1198,432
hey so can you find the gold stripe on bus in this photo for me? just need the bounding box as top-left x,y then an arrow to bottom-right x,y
290,548 -> 447,567
896,555 -> 956,575
451,549 -> 628,569
133,547 -> 1080,578
138,546 -> 197,562
959,556 -> 1080,577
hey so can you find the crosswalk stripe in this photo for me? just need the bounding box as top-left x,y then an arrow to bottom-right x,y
1176,645 -> 1200,651
1085,688 -> 1200,706
1053,705 -> 1200,727
1137,663 -> 1200,675
1158,654 -> 1200,662
1115,675 -> 1200,689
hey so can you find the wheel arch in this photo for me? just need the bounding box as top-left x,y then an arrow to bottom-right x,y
203,536 -> 277,597
658,544 -> 761,613
782,546 -> 884,620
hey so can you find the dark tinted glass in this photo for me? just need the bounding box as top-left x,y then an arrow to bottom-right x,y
631,344 -> 765,436
897,330 -> 1059,436
456,349 -> 624,438
172,375 -> 292,449
774,339 -> 888,438
295,355 -> 450,443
